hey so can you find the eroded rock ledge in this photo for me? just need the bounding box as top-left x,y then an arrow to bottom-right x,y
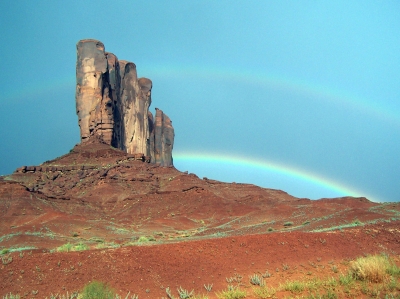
75,39 -> 174,166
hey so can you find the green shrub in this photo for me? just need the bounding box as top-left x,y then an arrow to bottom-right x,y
249,273 -> 264,286
81,281 -> 115,299
138,236 -> 150,243
352,219 -> 363,226
387,262 -> 400,277
283,222 -> 293,227
57,243 -> 73,252
74,242 -> 89,251
56,242 -> 88,252
338,272 -> 354,286
0,248 -> 10,255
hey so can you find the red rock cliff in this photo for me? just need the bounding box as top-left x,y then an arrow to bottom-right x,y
75,39 -> 174,166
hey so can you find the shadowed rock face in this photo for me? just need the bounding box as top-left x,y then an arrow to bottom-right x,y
153,108 -> 174,166
75,39 -> 174,166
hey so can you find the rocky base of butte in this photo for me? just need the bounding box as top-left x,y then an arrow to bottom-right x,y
76,39 -> 174,166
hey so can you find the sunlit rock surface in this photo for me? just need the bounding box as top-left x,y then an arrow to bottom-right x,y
75,39 -> 174,166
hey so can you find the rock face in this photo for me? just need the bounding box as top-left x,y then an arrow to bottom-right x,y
153,108 -> 174,166
75,39 -> 174,166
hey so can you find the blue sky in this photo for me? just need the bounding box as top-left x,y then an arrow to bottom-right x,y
1,1 -> 399,202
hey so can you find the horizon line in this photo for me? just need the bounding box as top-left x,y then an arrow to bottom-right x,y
173,152 -> 379,202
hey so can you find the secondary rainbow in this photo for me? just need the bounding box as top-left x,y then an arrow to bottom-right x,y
173,152 -> 377,202
145,63 -> 399,126
4,63 -> 399,127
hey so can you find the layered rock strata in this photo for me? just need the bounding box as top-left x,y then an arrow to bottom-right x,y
75,39 -> 174,166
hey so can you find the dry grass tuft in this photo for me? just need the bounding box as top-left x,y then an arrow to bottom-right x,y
349,254 -> 390,283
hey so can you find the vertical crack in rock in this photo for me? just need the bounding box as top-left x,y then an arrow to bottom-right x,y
75,39 -> 174,166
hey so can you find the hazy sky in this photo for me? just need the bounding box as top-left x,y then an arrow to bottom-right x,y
1,1 -> 399,202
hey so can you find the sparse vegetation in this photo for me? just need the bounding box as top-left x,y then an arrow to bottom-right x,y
281,280 -> 306,293
74,242 -> 89,251
204,284 -> 213,292
177,286 -> 194,299
55,242 -> 89,252
46,292 -> 79,299
0,248 -> 10,255
56,243 -> 73,252
226,273 -> 243,284
249,273 -> 264,286
1,254 -> 13,265
261,270 -> 271,278
137,236 -> 152,243
3,252 -> 400,299
349,254 -> 394,282
81,281 -> 115,299
282,263 -> 290,271
2,293 -> 20,299
283,222 -> 293,227
216,286 -> 246,299
338,272 -> 354,286
252,285 -> 276,299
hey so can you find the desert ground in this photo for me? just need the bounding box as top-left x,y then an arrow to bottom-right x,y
1,140 -> 399,298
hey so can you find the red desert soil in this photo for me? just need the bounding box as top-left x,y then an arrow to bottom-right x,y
1,139 -> 399,298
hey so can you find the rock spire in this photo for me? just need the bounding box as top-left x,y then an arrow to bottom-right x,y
75,39 -> 174,166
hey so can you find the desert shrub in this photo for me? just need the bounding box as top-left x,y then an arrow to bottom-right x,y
281,280 -> 305,293
57,243 -> 73,252
1,254 -> 13,265
283,222 -> 293,227
0,248 -> 9,255
252,285 -> 276,298
216,286 -> 246,299
338,272 -> 354,286
349,254 -> 391,282
386,260 -> 400,277
2,293 -> 20,299
74,242 -> 89,251
137,236 -> 149,243
48,292 -> 78,299
249,274 -> 264,286
177,286 -> 194,299
80,281 -> 115,299
89,237 -> 105,243
56,242 -> 88,252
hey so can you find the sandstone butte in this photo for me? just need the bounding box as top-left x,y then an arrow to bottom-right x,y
76,39 -> 174,167
0,40 -> 399,299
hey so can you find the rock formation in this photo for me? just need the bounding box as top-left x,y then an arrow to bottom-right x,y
153,108 -> 174,166
75,39 -> 174,166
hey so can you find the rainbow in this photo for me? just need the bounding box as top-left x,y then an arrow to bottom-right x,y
173,152 -> 378,202
144,63 -> 400,127
3,63 -> 399,127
